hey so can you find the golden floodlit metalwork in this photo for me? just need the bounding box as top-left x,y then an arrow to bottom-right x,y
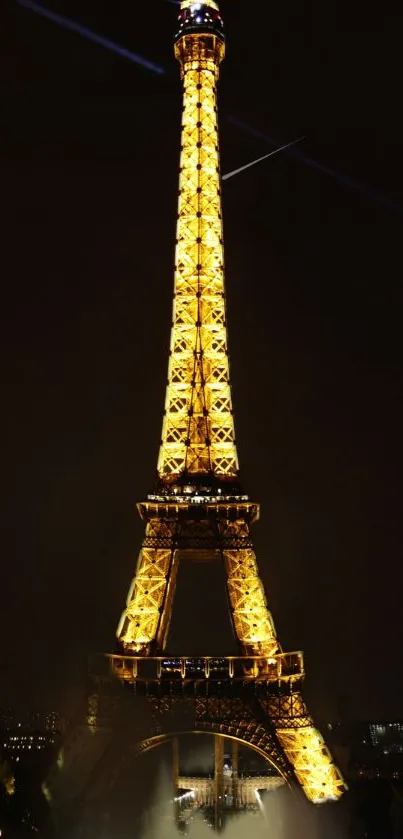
159,33 -> 235,479
115,0 -> 346,807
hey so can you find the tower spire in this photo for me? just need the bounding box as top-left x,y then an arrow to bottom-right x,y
157,0 -> 238,484
180,1 -> 220,12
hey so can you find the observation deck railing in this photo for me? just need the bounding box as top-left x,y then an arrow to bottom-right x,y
90,652 -> 304,686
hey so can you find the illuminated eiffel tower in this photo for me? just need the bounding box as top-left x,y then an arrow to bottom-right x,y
50,0 -> 345,831
112,0 -> 345,807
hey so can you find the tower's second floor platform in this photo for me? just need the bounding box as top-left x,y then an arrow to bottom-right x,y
92,652 -> 304,692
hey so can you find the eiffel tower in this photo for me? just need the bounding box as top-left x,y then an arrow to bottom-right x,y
50,0 -> 345,831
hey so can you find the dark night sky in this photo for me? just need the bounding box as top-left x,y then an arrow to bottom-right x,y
1,0 -> 402,721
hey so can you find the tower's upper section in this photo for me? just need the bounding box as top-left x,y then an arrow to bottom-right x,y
174,1 -> 225,71
157,0 -> 239,489
175,2 -> 225,45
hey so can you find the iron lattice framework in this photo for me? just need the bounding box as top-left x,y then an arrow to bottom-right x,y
113,0 -> 346,806
159,17 -> 235,479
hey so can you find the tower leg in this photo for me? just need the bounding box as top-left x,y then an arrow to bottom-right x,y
214,735 -> 224,832
231,740 -> 239,809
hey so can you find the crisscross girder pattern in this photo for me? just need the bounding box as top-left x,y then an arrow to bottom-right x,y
157,38 -> 238,480
117,518 -> 178,653
219,519 -> 280,658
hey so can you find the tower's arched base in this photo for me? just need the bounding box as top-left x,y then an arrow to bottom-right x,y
47,655 -> 345,837
47,674 -> 298,836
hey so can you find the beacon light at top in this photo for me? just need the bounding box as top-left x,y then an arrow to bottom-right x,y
175,1 -> 225,43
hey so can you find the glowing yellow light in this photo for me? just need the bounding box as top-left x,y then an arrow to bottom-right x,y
158,30 -> 236,479
42,782 -> 52,803
115,0 -> 346,807
276,725 -> 346,803
181,0 -> 219,10
220,528 -> 280,657
0,760 -> 15,797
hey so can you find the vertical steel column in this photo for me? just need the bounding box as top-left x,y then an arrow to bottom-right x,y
172,737 -> 180,826
214,735 -> 224,832
231,739 -> 239,808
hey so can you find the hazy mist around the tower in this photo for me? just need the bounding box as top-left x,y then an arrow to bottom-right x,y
138,758 -> 347,839
70,735 -> 348,839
